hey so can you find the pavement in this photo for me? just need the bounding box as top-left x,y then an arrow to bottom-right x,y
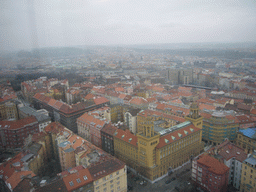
127,161 -> 194,192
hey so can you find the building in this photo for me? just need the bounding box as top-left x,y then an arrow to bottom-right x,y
0,100 -> 19,121
192,154 -> 230,192
124,108 -> 141,134
0,116 -> 39,149
88,158 -> 127,192
101,123 -> 117,156
77,112 -> 107,148
207,139 -> 247,190
110,104 -> 124,123
60,166 -> 94,192
33,93 -> 110,133
58,140 -> 77,171
114,104 -> 204,181
240,151 -> 256,192
235,128 -> 256,154
19,106 -> 51,132
201,111 -> 239,145
168,68 -> 193,85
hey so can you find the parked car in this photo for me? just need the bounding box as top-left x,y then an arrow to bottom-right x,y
140,180 -> 147,185
165,179 -> 172,184
171,177 -> 176,181
134,176 -> 140,181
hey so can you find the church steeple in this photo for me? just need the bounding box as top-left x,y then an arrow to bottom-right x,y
185,102 -> 203,129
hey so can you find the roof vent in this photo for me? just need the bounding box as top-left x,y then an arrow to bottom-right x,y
226,150 -> 229,154
237,152 -> 240,155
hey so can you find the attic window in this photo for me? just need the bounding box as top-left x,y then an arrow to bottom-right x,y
165,139 -> 169,144
171,136 -> 176,140
184,131 -> 188,135
121,135 -> 125,139
114,132 -> 117,136
69,181 -> 74,186
76,178 -> 81,183
190,128 -> 194,132
128,138 -> 132,142
178,133 -> 183,138
83,176 -> 88,180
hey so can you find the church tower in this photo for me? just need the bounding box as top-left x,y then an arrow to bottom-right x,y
185,102 -> 203,129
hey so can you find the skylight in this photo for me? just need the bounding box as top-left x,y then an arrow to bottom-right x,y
69,181 -> 74,186
121,135 -> 125,139
171,136 -> 176,140
128,138 -> 132,142
76,178 -> 81,183
164,139 -> 169,144
83,176 -> 88,180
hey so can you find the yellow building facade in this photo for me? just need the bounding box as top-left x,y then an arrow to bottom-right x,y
0,101 -> 18,120
114,104 -> 204,181
240,152 -> 256,192
234,128 -> 256,154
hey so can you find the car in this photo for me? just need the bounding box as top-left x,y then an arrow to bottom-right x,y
134,176 -> 140,181
165,179 -> 172,184
186,168 -> 190,172
187,182 -> 190,185
139,180 -> 147,185
171,177 -> 176,181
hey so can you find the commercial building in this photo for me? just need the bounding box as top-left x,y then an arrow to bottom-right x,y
114,104 -> 204,181
192,154 -> 230,192
202,111 -> 239,145
0,116 -> 39,149
235,128 -> 256,154
240,151 -> 256,192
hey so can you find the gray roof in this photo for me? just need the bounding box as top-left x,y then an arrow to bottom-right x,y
19,106 -> 51,123
28,143 -> 42,155
244,152 -> 256,166
21,153 -> 34,162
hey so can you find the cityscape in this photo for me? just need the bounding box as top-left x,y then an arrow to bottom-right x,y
1,1 -> 256,192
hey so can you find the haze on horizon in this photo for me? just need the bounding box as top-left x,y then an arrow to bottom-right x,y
1,0 -> 256,52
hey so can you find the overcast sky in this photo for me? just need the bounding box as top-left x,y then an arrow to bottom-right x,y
1,0 -> 256,51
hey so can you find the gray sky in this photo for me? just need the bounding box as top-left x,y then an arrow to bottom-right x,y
1,0 -> 256,51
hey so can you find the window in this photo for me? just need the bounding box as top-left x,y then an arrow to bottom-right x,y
117,181 -> 120,185
83,176 -> 88,180
95,181 -> 99,185
117,177 -> 120,180
116,171 -> 119,175
103,183 -> 106,187
110,184 -> 113,188
117,186 -> 120,190
104,188 -> 107,191
110,180 -> 113,183
69,181 -> 74,186
76,178 -> 81,183
103,177 -> 106,181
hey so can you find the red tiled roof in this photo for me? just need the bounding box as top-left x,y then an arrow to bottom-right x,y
0,116 -> 38,130
199,103 -> 216,111
157,123 -> 200,148
115,87 -> 124,92
129,97 -> 148,105
62,167 -> 93,191
77,113 -> 106,128
93,97 -> 109,105
197,154 -> 229,175
6,171 -> 35,190
138,109 -> 186,123
84,93 -> 95,100
101,124 -> 117,136
114,129 -> 138,147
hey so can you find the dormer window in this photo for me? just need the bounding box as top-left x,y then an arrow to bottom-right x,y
69,181 -> 74,186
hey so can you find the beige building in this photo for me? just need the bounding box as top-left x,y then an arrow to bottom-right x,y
89,159 -> 127,192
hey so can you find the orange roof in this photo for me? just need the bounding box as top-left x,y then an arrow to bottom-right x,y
114,129 -> 138,147
138,109 -> 186,123
199,103 -> 216,111
197,154 -> 229,175
118,93 -> 127,99
0,116 -> 38,130
68,135 -> 85,150
146,97 -> 157,103
48,98 -> 57,106
170,99 -> 183,104
6,171 -> 35,190
129,97 -> 148,105
157,123 -> 200,148
62,168 -> 93,191
93,97 -> 109,105
115,87 -> 124,92
84,93 -> 95,100
77,113 -> 106,128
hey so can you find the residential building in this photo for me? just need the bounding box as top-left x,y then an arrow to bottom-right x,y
0,116 -> 39,149
124,108 -> 141,134
77,112 -> 106,148
240,151 -> 256,192
235,128 -> 256,154
201,111 -> 239,145
101,123 -> 117,156
19,106 -> 51,132
207,139 -> 247,190
192,154 -> 229,192
110,104 -> 124,123
60,166 -> 94,192
88,158 -> 127,192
